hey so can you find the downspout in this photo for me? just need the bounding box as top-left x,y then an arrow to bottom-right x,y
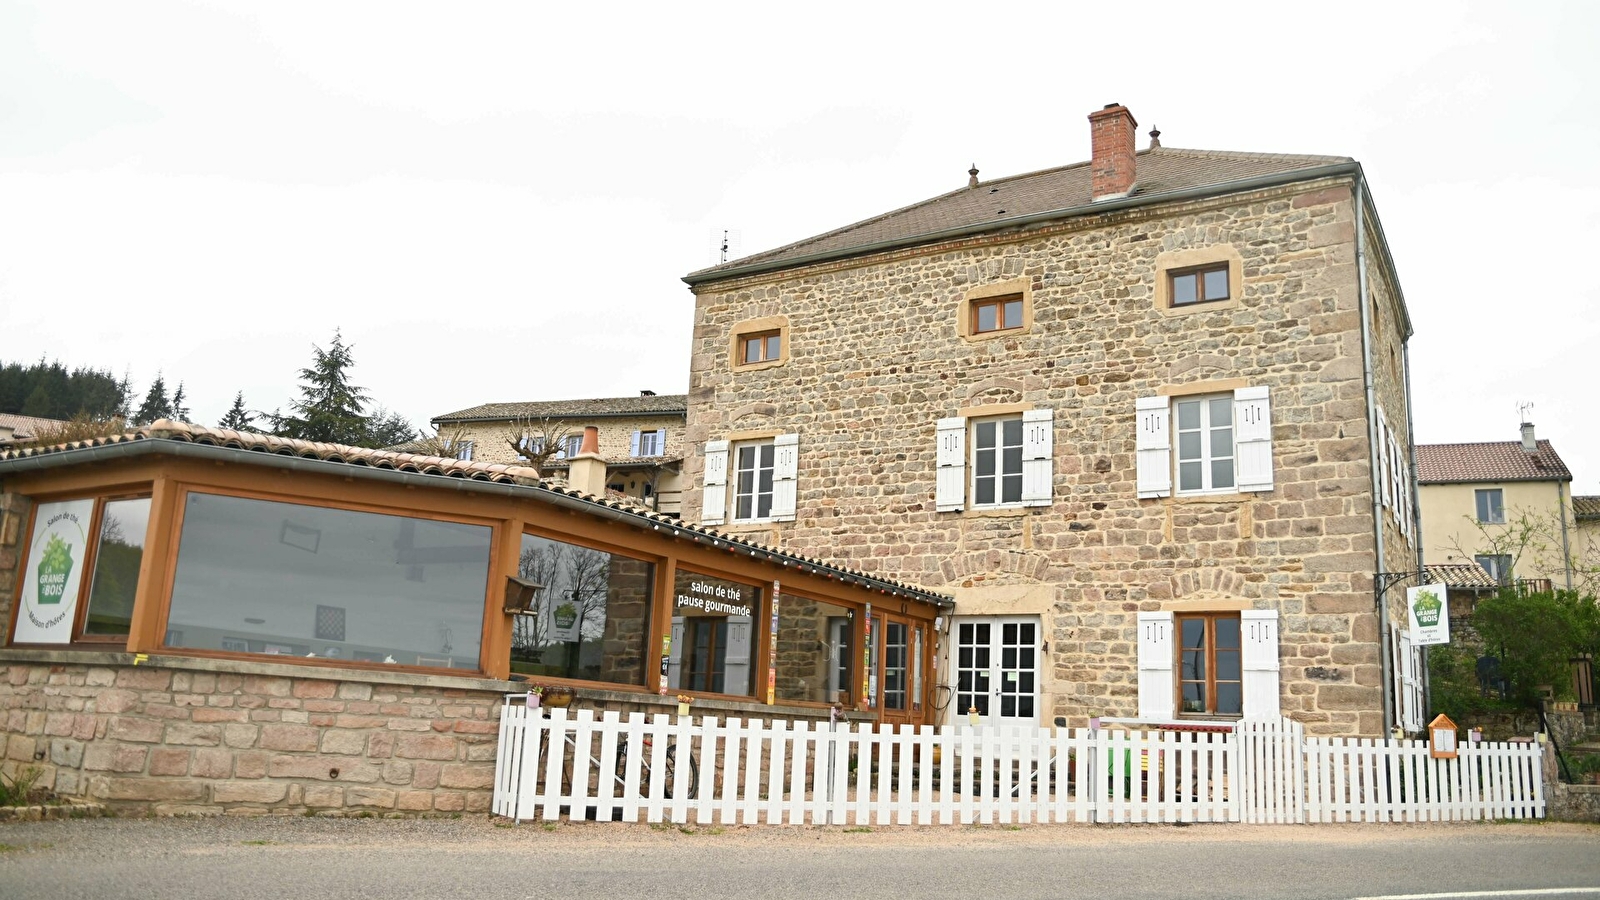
1402,339 -> 1429,721
1558,480 -> 1573,591
1355,180 -> 1395,735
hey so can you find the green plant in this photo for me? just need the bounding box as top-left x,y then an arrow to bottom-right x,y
0,767 -> 44,806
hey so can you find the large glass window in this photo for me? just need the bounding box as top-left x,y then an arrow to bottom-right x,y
1175,396 -> 1235,493
774,593 -> 853,704
82,497 -> 151,636
972,417 -> 1023,506
668,571 -> 761,697
511,533 -> 653,686
165,493 -> 491,670
1178,613 -> 1242,716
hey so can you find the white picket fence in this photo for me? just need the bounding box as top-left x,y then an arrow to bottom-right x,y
491,704 -> 1545,825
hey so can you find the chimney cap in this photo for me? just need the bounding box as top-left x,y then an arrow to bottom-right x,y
1103,102 -> 1120,109
1149,126 -> 1162,149
967,164 -> 980,188
640,389 -> 655,396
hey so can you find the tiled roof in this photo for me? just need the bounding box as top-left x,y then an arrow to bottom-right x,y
433,394 -> 687,424
0,413 -> 67,442
1424,563 -> 1501,591
0,421 -> 949,607
1415,440 -> 1572,484
687,147 -> 1353,281
541,455 -> 682,470
1575,496 -> 1600,521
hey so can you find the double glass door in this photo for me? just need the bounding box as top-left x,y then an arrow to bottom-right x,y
953,617 -> 1039,726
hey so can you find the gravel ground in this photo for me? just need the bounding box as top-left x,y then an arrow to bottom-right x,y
1,816 -> 1596,900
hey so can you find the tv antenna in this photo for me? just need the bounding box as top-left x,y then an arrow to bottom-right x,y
1517,401 -> 1533,425
713,229 -> 741,265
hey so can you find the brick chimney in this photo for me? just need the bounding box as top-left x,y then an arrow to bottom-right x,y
1089,103 -> 1138,201
567,425 -> 608,496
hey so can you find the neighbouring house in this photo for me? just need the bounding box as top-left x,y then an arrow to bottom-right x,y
0,421 -> 947,814
431,392 -> 687,516
681,103 -> 1423,737
1417,422 -> 1587,592
0,413 -> 65,447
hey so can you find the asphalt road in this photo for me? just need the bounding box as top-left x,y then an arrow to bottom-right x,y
0,817 -> 1596,900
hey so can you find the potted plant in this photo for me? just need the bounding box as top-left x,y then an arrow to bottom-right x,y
676,694 -> 693,717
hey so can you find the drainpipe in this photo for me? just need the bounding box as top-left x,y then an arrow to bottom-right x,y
1402,339 -> 1429,722
1355,180 -> 1395,736
1558,480 -> 1573,591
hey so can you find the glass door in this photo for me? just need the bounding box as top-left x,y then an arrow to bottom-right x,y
953,616 -> 1039,726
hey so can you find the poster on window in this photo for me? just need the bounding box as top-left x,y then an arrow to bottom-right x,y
547,592 -> 584,644
14,499 -> 96,644
1406,583 -> 1450,646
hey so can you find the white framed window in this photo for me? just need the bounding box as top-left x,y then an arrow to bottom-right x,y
700,434 -> 798,526
1475,488 -> 1505,524
632,429 -> 665,457
560,435 -> 583,459
1175,395 -> 1236,494
1136,387 -> 1272,499
935,409 -> 1053,512
455,440 -> 474,462
951,616 -> 1039,726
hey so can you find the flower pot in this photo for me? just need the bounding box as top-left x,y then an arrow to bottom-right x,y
542,687 -> 575,708
677,702 -> 691,717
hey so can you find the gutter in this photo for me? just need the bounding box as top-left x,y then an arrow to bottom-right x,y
685,162 -> 1363,287
1356,180 -> 1395,736
0,439 -> 953,610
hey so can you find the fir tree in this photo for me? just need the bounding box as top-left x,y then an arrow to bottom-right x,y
268,330 -> 371,445
170,382 -> 190,423
133,374 -> 172,425
218,392 -> 254,431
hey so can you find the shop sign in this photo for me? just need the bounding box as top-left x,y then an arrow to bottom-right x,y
1406,583 -> 1450,646
673,572 -> 754,619
14,499 -> 94,644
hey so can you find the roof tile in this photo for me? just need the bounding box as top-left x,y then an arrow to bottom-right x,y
433,394 -> 687,424
1415,440 -> 1572,484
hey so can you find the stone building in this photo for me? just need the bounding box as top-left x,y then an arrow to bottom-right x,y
680,104 -> 1422,737
431,392 -> 686,515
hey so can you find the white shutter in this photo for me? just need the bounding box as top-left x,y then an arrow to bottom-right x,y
1137,611 -> 1175,720
630,431 -> 642,457
1233,386 -> 1274,493
1020,408 -> 1054,507
1240,609 -> 1281,718
655,428 -> 667,456
700,440 -> 729,526
935,417 -> 966,512
1135,397 -> 1171,499
770,433 -> 799,522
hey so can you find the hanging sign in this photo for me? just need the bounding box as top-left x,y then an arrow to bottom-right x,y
14,499 -> 95,644
1406,583 -> 1450,646
548,593 -> 583,643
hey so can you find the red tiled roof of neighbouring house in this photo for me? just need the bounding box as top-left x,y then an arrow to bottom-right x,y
1415,440 -> 1572,484
1423,562 -> 1501,591
1575,496 -> 1600,521
0,413 -> 67,443
432,394 -> 687,424
686,147 -> 1353,283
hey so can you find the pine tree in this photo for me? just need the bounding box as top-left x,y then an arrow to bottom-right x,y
115,371 -> 134,420
21,382 -> 54,417
134,374 -> 172,426
268,331 -> 371,445
218,392 -> 254,431
365,406 -> 417,448
170,383 -> 190,423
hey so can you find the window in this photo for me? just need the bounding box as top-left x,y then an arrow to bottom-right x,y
164,492 -> 492,670
633,429 -> 664,457
775,595 -> 854,704
740,331 -> 782,365
971,295 -> 1024,334
1476,553 -> 1513,585
953,617 -> 1038,724
1169,263 -> 1230,307
668,570 -> 761,697
562,435 -> 583,459
1177,613 -> 1242,716
455,441 -> 474,461
972,416 -> 1024,506
734,441 -> 776,520
1175,395 -> 1235,493
11,495 -> 151,645
1475,489 -> 1505,524
511,532 -> 654,686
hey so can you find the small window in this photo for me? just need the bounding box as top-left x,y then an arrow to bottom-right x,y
972,416 -> 1023,506
1475,488 -> 1505,524
740,331 -> 782,365
971,295 -> 1025,334
1170,264 -> 1230,307
1177,613 -> 1242,716
1175,395 -> 1235,493
733,441 -> 776,521
562,435 -> 583,459
1475,553 -> 1513,585
455,441 -> 474,461
635,430 -> 662,457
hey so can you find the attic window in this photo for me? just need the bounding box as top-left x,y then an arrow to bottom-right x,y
1170,264 -> 1230,306
972,295 -> 1024,335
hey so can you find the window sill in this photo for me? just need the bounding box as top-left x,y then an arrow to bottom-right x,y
1169,491 -> 1253,504
961,504 -> 1035,518
731,358 -> 787,373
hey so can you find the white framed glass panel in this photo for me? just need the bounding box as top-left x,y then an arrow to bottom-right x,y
972,417 -> 1024,506
1475,489 -> 1505,524
734,442 -> 776,520
1175,396 -> 1235,493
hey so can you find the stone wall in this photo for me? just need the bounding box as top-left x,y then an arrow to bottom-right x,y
0,492 -> 33,645
442,415 -> 685,467
0,660 -> 502,816
685,176 -> 1415,736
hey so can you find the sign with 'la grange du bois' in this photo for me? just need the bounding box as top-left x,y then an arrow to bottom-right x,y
14,499 -> 96,644
1406,583 -> 1450,646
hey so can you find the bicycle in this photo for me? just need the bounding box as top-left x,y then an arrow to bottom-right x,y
615,733 -> 699,799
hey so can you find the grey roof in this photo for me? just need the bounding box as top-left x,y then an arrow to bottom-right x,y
0,413 -> 67,442
1424,563 -> 1501,591
433,394 -> 687,424
1575,496 -> 1600,521
1416,440 -> 1573,484
686,147 -> 1353,283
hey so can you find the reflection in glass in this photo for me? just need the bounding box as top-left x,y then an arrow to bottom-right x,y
775,594 -> 853,704
668,571 -> 759,697
83,497 -> 151,635
166,493 -> 490,669
511,533 -> 653,686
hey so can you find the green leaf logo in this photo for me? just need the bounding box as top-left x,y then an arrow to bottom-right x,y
36,534 -> 74,605
1412,588 -> 1442,627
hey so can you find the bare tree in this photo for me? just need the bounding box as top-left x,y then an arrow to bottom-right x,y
502,415 -> 580,471
1443,506 -> 1600,595
408,425 -> 473,460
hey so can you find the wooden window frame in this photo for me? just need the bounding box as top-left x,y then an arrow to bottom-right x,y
6,490 -> 153,649
970,294 -> 1025,335
739,330 -> 782,366
1168,262 -> 1231,308
1175,612 -> 1243,719
152,484 -> 505,677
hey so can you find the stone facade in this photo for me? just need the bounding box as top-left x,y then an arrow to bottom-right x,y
684,176 -> 1417,736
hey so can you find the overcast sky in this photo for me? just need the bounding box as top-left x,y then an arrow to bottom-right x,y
2,1 -> 1596,492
